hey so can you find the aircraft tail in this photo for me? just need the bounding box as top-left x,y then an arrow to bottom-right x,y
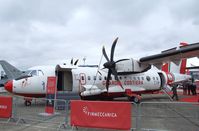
162,42 -> 188,74
0,60 -> 22,79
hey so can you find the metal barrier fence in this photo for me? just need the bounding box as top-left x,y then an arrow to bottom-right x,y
4,96 -> 69,130
137,102 -> 199,131
0,95 -> 199,131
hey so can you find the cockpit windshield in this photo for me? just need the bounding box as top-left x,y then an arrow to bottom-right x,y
30,70 -> 37,76
15,69 -> 45,80
27,70 -> 44,76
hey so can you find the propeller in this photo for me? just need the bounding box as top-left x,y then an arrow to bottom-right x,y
102,37 -> 129,91
74,59 -> 79,66
70,58 -> 73,65
70,58 -> 79,66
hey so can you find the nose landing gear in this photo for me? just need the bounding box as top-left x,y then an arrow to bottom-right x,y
24,97 -> 32,106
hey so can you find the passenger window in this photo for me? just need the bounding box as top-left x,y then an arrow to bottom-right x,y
88,76 -> 91,80
141,77 -> 144,80
137,77 -> 140,80
81,76 -> 84,80
93,76 -> 96,80
104,76 -> 107,80
99,76 -> 102,80
146,76 -> 151,81
133,77 -> 136,80
156,77 -> 158,80
153,77 -> 155,80
119,76 -> 122,80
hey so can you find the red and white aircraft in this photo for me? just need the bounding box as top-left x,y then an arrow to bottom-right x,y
4,38 -> 199,105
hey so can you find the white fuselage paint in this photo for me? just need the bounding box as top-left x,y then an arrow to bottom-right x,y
11,65 -> 190,98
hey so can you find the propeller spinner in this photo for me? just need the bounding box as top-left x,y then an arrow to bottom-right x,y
102,37 -> 129,91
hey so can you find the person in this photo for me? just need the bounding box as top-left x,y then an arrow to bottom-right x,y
187,82 -> 192,95
171,83 -> 179,101
182,82 -> 188,95
192,83 -> 197,95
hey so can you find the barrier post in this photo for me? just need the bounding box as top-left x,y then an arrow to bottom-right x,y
9,96 -> 17,123
64,100 -> 69,125
57,99 -> 70,130
45,77 -> 56,115
136,103 -> 141,131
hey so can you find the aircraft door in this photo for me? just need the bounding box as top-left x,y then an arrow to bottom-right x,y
57,70 -> 73,91
158,72 -> 166,89
63,71 -> 73,91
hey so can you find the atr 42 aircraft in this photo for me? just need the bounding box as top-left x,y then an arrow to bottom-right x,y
4,38 -> 199,105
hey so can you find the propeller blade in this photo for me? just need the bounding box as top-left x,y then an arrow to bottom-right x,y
106,69 -> 112,91
74,59 -> 79,65
102,46 -> 110,62
115,59 -> 130,63
111,68 -> 124,89
110,37 -> 118,61
110,68 -> 117,77
98,71 -> 102,76
71,58 -> 73,65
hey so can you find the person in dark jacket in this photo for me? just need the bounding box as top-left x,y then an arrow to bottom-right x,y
191,83 -> 197,95
187,82 -> 192,95
171,83 -> 179,101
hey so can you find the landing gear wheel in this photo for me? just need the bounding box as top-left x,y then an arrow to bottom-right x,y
24,100 -> 31,106
133,97 -> 140,104
128,96 -> 140,104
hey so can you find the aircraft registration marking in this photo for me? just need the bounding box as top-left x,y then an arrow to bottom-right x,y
102,80 -> 144,85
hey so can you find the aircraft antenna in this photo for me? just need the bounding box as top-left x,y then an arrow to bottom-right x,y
83,57 -> 86,65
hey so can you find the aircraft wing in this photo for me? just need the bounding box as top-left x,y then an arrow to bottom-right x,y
186,66 -> 199,69
139,42 -> 199,68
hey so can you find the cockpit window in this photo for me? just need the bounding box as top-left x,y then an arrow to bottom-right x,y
30,70 -> 37,76
28,70 -> 44,76
38,70 -> 44,76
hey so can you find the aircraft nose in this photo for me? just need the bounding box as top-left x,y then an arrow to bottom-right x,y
4,80 -> 13,93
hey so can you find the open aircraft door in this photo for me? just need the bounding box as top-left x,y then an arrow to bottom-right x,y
56,65 -> 74,91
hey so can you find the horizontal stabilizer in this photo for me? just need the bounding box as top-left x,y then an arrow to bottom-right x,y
0,60 -> 22,79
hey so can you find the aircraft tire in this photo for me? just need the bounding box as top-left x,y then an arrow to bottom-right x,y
133,97 -> 140,104
24,100 -> 31,106
129,96 -> 140,104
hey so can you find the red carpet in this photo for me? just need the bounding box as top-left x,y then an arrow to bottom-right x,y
158,90 -> 199,102
179,95 -> 199,102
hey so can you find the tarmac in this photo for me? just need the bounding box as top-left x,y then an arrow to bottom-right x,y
0,92 -> 198,131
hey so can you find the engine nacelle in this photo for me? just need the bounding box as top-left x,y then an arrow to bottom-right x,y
116,58 -> 151,74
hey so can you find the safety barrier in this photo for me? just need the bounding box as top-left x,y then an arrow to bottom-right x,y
0,96 -> 12,123
0,95 -> 69,130
0,94 -> 199,131
70,100 -> 132,130
137,102 -> 199,131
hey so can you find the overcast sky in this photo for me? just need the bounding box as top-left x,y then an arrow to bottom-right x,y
0,0 -> 199,69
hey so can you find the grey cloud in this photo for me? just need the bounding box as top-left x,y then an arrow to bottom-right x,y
0,0 -> 199,68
